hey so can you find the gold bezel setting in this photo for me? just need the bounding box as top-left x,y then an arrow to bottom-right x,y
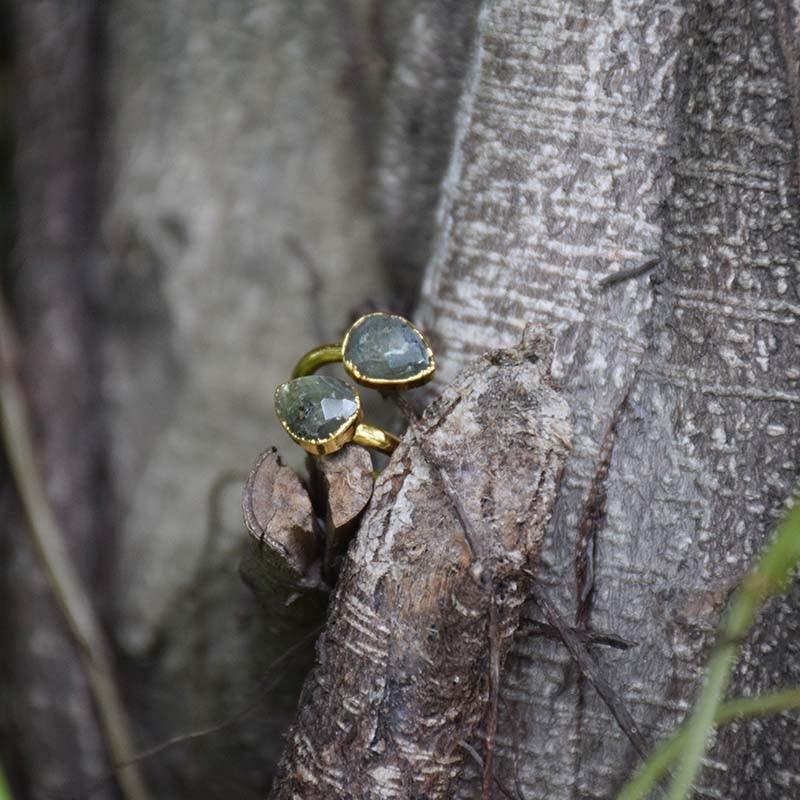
341,312 -> 436,391
279,312 -> 436,456
274,377 -> 363,455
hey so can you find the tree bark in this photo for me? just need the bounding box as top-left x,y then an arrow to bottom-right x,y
100,1 -> 390,795
406,1 -> 800,797
268,330 -> 572,800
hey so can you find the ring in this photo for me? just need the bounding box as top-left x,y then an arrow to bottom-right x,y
274,375 -> 399,455
291,312 -> 436,390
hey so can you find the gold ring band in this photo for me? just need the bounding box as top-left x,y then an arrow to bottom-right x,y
291,344 -> 342,379
350,424 -> 400,455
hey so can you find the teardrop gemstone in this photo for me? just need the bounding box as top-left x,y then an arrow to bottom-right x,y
343,313 -> 434,386
274,376 -> 360,443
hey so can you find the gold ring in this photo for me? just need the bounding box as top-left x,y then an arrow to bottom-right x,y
291,312 -> 435,391
274,375 -> 399,455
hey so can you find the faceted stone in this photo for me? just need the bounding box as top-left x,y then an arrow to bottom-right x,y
344,314 -> 433,382
274,376 -> 359,442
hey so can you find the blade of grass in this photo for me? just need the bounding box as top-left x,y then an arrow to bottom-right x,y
616,687 -> 800,800
615,502 -> 800,800
0,762 -> 11,800
665,501 -> 800,800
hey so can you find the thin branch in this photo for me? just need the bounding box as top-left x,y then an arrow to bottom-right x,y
393,394 -> 502,792
526,579 -> 649,760
0,294 -> 151,800
483,590 -> 501,800
520,617 -> 637,650
74,624 -> 324,799
393,395 -> 482,561
395,392 -> 648,789
597,257 -> 662,289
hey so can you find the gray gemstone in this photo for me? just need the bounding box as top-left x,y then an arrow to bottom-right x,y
344,314 -> 432,381
275,376 -> 359,441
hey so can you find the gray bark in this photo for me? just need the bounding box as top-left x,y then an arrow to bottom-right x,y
4,0 -> 393,796
105,0 -> 386,653
101,2 -> 389,794
409,1 -> 800,798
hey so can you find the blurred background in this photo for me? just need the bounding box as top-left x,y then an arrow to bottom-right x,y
0,2 -> 482,798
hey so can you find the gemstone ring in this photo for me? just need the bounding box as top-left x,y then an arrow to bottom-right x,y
291,312 -> 435,390
275,313 -> 435,456
274,375 -> 399,455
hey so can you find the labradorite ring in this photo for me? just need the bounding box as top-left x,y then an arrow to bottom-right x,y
274,375 -> 399,455
275,313 -> 435,456
291,312 -> 435,390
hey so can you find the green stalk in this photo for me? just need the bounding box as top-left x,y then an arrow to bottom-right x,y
0,763 -> 11,800
617,502 -> 800,800
0,295 -> 151,800
617,687 -> 800,800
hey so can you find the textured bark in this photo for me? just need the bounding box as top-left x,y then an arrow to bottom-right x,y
371,0 -> 485,303
269,330 -> 572,800
406,1 -> 800,797
242,447 -> 319,594
240,444 -> 374,603
310,446 -> 375,576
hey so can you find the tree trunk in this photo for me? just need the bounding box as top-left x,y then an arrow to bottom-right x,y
407,1 -> 800,797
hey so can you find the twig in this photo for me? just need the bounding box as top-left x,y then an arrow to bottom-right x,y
0,295 -> 151,800
526,579 -> 649,760
520,617 -> 637,650
575,387 -> 630,627
483,590 -> 501,800
396,393 -> 649,787
458,740 -> 521,800
74,624 -> 324,798
393,395 -> 483,561
393,394 -> 501,790
597,257 -> 661,289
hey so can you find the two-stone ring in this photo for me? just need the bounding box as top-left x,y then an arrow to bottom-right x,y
274,313 -> 435,456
